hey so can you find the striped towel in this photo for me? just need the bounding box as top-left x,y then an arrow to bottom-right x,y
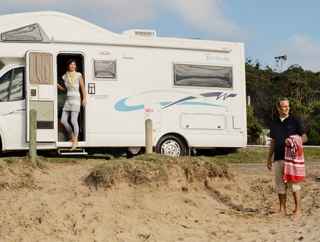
283,135 -> 305,183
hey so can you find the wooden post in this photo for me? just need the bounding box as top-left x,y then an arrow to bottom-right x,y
247,95 -> 251,106
29,109 -> 37,164
145,119 -> 153,154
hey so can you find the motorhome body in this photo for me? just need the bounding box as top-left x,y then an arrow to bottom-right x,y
0,11 -> 247,156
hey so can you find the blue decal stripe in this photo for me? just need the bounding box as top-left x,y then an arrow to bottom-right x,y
114,98 -> 145,112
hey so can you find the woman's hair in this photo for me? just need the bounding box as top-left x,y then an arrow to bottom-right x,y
66,59 -> 77,70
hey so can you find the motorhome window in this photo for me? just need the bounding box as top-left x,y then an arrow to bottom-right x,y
0,67 -> 24,102
0,70 -> 11,101
94,60 -> 116,79
174,64 -> 233,88
10,68 -> 24,101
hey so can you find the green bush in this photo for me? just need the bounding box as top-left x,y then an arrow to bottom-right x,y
307,128 -> 320,145
247,105 -> 263,144
306,102 -> 320,145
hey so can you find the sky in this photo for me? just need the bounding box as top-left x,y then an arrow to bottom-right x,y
1,0 -> 320,71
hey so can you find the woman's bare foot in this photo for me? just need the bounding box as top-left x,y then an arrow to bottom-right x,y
71,143 -> 77,150
69,134 -> 75,143
71,137 -> 78,150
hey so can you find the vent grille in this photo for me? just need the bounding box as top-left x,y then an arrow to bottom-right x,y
123,29 -> 157,38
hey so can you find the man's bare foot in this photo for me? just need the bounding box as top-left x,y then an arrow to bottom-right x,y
280,210 -> 289,216
278,205 -> 289,216
292,210 -> 301,220
272,208 -> 289,217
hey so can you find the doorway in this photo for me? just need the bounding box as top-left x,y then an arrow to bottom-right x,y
57,53 -> 85,142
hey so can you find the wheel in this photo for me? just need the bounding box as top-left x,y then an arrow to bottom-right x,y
156,135 -> 188,157
127,147 -> 142,158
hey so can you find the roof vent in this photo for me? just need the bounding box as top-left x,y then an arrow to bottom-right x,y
123,29 -> 157,38
1,23 -> 49,42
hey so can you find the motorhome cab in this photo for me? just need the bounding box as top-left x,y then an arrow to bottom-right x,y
0,11 -> 247,156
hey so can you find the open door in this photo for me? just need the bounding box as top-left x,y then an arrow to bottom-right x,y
26,51 -> 57,142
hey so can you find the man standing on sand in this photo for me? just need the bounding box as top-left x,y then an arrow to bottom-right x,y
267,97 -> 307,218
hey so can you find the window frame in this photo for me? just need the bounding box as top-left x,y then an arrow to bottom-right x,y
93,59 -> 117,80
0,66 -> 25,102
172,63 -> 234,89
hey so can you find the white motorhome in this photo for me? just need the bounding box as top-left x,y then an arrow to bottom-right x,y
0,11 -> 247,156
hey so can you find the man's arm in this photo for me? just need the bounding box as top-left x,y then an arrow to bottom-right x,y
267,139 -> 275,171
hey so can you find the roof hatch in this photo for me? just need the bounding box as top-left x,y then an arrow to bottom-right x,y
1,23 -> 49,42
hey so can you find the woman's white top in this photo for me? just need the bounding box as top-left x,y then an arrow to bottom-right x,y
62,72 -> 82,112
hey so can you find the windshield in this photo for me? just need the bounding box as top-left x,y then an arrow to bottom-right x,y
0,61 -> 4,72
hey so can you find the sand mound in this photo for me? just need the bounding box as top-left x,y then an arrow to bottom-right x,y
0,155 -> 319,242
85,155 -> 231,189
0,158 -> 37,191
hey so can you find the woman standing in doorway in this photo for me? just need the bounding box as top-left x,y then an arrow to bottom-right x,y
57,59 -> 87,149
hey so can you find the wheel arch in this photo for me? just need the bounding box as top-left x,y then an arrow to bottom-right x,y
0,131 -> 2,153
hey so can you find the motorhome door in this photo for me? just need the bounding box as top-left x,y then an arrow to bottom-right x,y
26,51 -> 57,142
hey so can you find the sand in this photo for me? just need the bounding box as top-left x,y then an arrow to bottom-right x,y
0,158 -> 319,242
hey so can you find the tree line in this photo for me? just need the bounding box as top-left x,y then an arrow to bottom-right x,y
246,60 -> 320,145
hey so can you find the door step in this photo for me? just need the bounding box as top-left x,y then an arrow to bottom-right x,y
58,148 -> 88,156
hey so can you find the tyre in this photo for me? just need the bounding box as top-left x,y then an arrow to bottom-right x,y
127,147 -> 142,158
196,147 -> 239,156
156,134 -> 188,157
0,137 -> 2,156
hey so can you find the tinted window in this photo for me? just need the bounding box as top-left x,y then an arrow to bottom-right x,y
0,67 -> 24,102
0,61 -> 4,71
94,60 -> 116,79
174,64 -> 233,88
